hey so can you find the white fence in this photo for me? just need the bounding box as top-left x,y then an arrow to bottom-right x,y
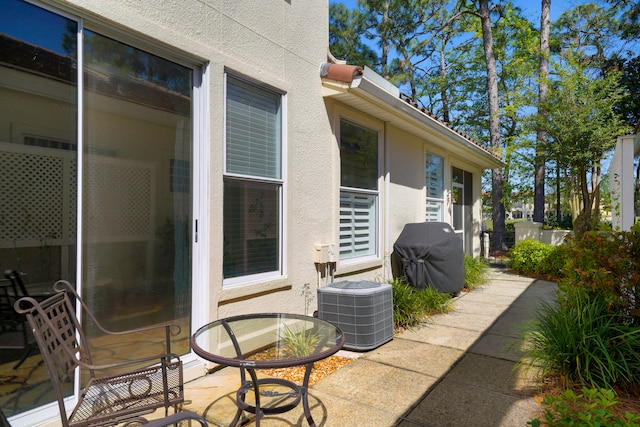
514,222 -> 572,246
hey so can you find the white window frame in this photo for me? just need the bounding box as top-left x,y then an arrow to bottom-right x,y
338,117 -> 381,264
222,72 -> 287,287
425,151 -> 445,222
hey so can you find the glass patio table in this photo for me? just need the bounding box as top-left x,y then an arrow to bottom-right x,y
191,313 -> 345,427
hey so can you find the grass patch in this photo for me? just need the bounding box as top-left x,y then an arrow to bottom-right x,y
390,277 -> 452,330
523,289 -> 640,391
464,255 -> 490,290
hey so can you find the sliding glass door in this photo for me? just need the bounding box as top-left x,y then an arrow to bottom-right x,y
81,28 -> 193,347
1,0 -> 196,420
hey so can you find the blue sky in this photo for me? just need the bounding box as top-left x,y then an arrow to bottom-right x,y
330,0 -> 577,25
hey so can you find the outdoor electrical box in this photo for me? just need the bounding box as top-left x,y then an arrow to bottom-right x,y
318,280 -> 394,351
313,243 -> 337,263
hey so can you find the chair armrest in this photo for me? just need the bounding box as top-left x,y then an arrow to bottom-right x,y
144,411 -> 208,427
101,322 -> 182,338
88,323 -> 182,357
52,281 -> 181,338
76,352 -> 181,372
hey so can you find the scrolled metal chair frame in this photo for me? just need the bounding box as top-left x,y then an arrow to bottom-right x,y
15,280 -> 185,427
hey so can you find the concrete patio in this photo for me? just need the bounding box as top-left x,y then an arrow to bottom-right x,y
179,267 -> 557,427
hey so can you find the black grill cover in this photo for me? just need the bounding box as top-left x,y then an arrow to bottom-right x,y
391,222 -> 464,293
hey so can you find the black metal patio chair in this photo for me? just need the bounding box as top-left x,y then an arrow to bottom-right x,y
4,270 -> 31,298
1,269 -> 50,368
0,277 -> 34,369
14,280 -> 185,427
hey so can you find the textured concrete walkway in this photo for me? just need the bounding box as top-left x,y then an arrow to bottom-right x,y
182,268 -> 558,427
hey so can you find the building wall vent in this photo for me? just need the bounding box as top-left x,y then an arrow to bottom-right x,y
317,280 -> 393,351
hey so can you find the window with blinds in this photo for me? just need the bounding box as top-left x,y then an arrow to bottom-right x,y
223,75 -> 283,283
425,152 -> 444,222
339,119 -> 378,261
226,75 -> 281,179
339,191 -> 377,259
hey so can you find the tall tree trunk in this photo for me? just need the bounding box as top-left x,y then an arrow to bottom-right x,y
380,0 -> 390,78
534,0 -> 550,223
574,166 -> 594,237
567,170 -> 581,228
402,52 -> 418,100
439,48 -> 450,122
556,163 -> 561,225
479,0 -> 506,251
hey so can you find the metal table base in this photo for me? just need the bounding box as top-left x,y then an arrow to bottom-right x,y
230,361 -> 316,427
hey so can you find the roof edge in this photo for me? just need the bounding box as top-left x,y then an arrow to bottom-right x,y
320,62 -> 363,84
321,61 -> 503,168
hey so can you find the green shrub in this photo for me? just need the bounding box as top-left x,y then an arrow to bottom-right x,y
559,225 -> 640,325
528,387 -> 640,427
390,278 -> 452,330
507,239 -> 566,279
544,214 -> 573,230
391,278 -> 422,328
464,255 -> 489,290
523,289 -> 640,391
414,285 -> 452,315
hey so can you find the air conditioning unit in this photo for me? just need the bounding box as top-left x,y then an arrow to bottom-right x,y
317,280 -> 393,351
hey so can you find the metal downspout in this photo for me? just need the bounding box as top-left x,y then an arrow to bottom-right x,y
383,122 -> 392,280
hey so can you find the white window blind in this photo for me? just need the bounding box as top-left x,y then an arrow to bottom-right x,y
339,191 -> 377,259
226,76 -> 281,179
426,200 -> 443,222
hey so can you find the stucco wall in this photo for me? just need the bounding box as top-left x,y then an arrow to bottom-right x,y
58,0 -> 333,317
387,126 -> 428,242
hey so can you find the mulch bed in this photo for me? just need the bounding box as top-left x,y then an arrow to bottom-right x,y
247,348 -> 354,387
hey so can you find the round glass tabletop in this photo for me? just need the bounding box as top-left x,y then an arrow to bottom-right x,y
191,313 -> 345,369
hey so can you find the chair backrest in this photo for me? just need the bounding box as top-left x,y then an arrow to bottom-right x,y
14,281 -> 93,423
